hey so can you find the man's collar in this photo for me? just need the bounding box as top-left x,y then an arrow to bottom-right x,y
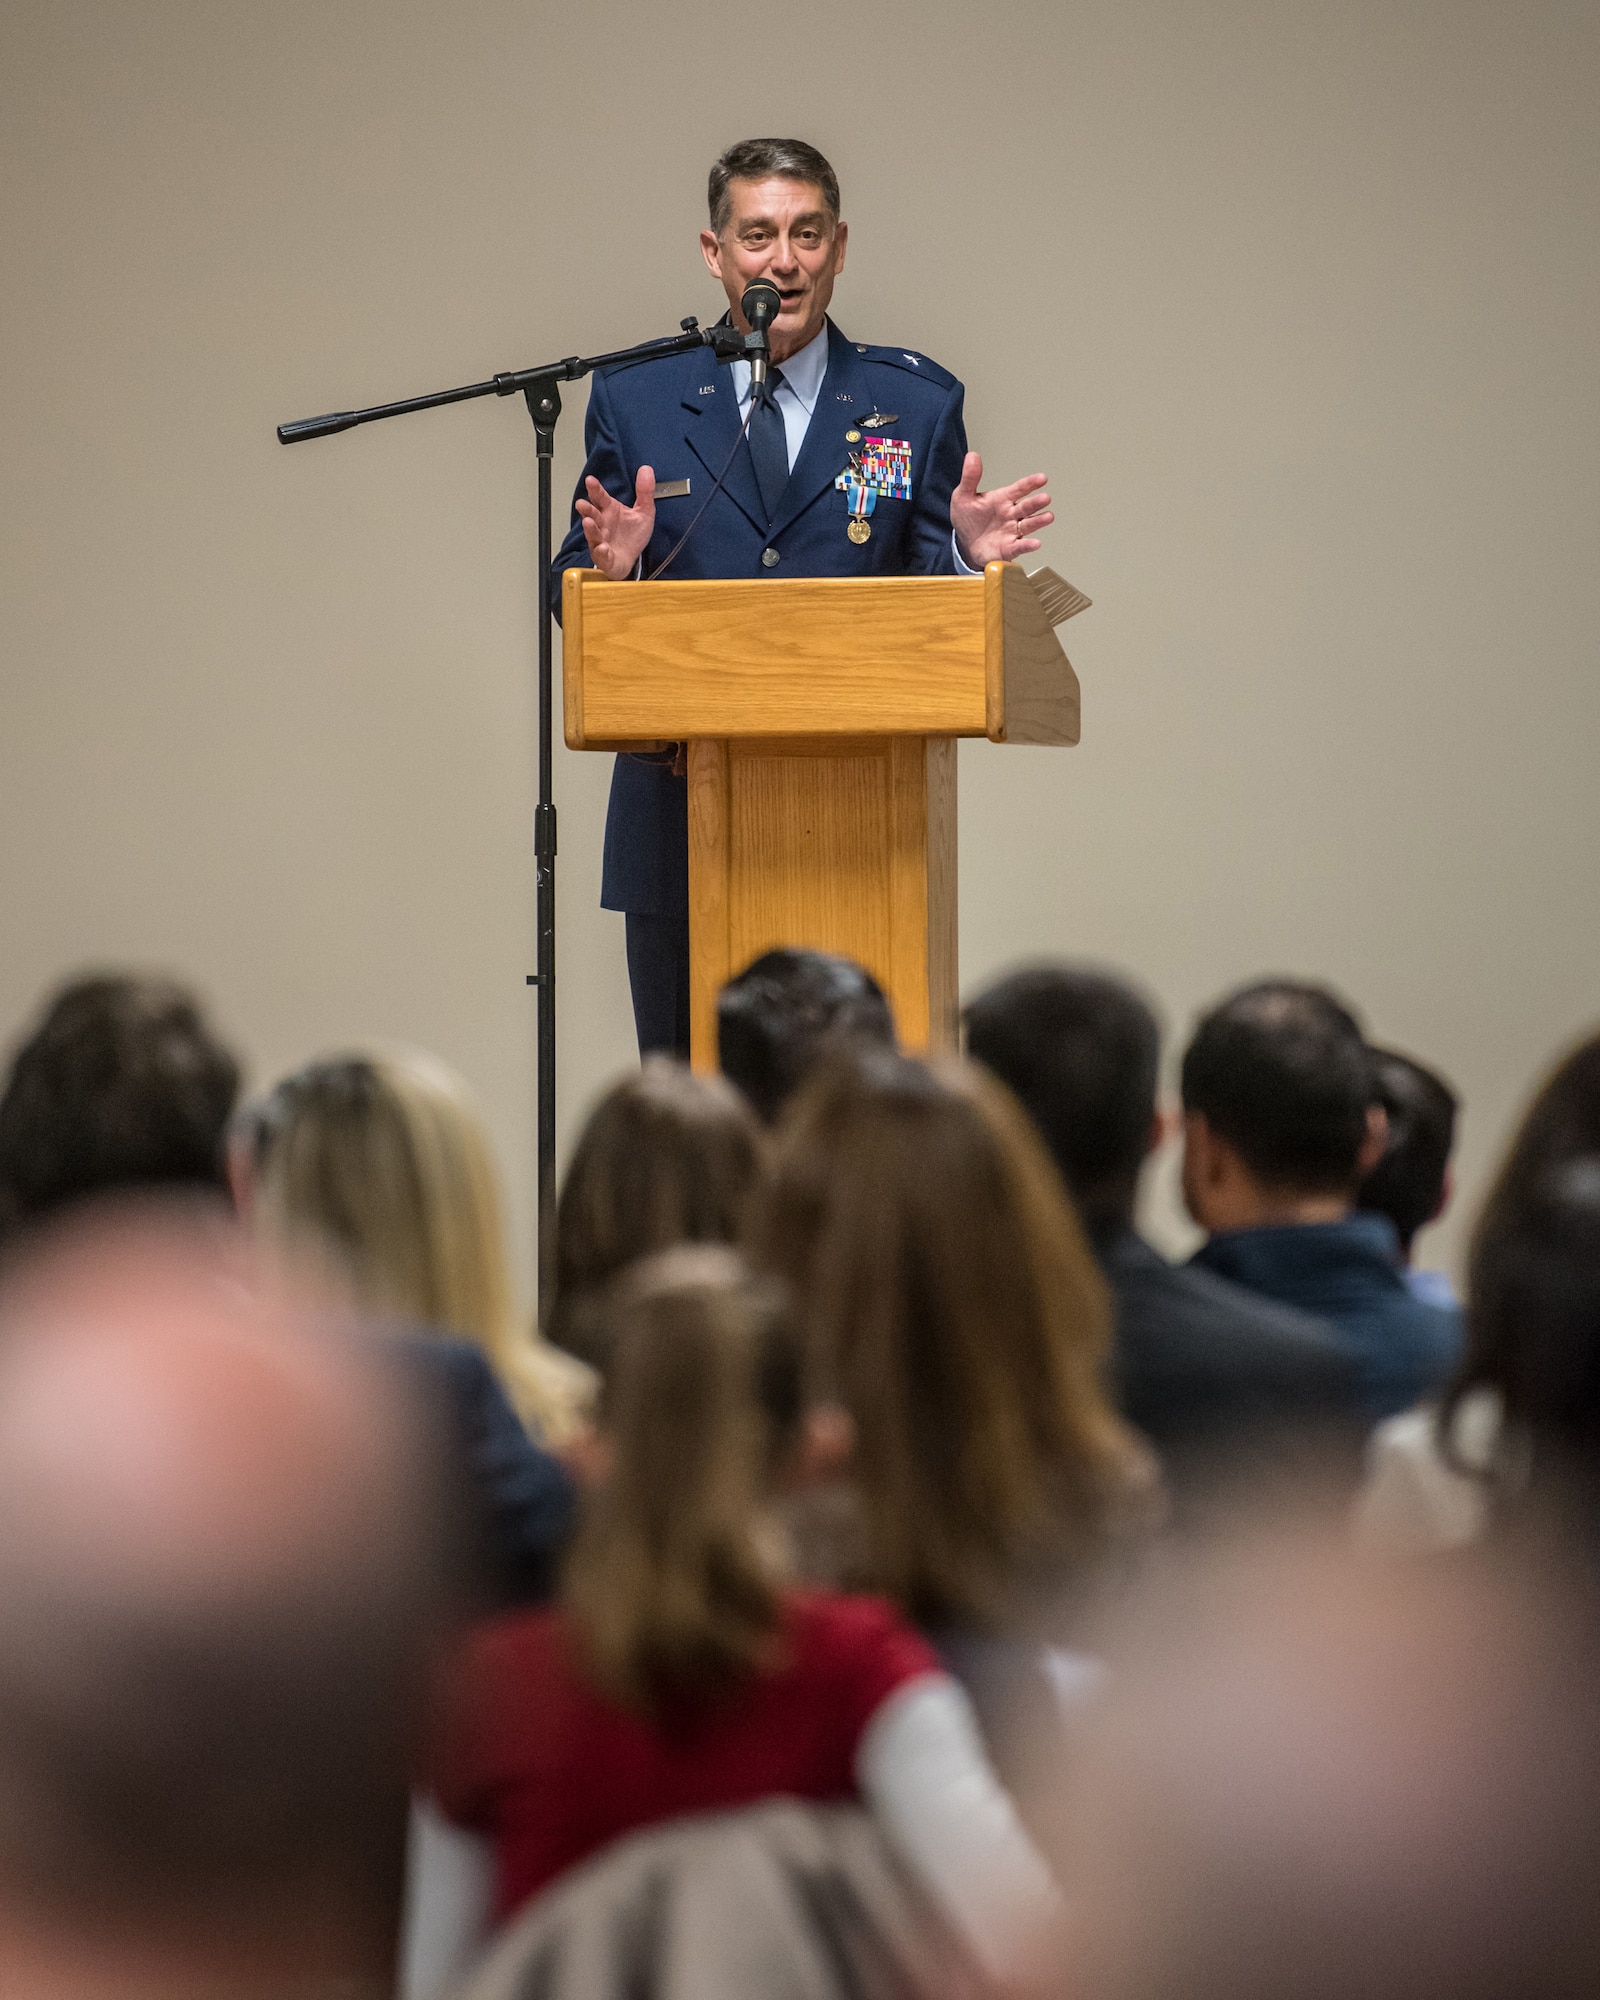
731,317 -> 831,411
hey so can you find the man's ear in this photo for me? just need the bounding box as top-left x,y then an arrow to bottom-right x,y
1430,1164 -> 1455,1226
1147,1103 -> 1180,1158
700,228 -> 725,280
563,1428 -> 613,1491
1357,1103 -> 1390,1179
831,219 -> 848,274
224,1133 -> 256,1223
790,1403 -> 854,1489
1182,1110 -> 1221,1181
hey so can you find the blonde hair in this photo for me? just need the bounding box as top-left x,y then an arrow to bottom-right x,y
562,1246 -> 802,1711
251,1049 -> 593,1446
747,1048 -> 1156,1628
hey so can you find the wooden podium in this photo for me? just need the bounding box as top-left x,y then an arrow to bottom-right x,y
562,562 -> 1081,1069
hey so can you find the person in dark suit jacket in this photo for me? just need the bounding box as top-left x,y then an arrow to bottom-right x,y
553,137 -> 1054,1056
964,965 -> 1365,1519
1181,979 -> 1462,1421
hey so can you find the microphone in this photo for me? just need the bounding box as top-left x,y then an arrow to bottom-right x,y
741,278 -> 781,388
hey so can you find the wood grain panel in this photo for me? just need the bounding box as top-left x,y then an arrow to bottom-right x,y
687,739 -> 730,1071
561,566 -> 587,749
888,739 -> 931,1046
985,562 -> 1081,745
923,738 -> 959,1051
727,739 -> 895,995
685,734 -> 950,1059
564,570 -> 989,743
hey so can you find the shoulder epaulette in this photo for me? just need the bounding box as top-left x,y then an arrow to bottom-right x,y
846,341 -> 958,391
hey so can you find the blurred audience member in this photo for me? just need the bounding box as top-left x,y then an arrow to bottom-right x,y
450,1797 -> 989,2000
1469,1026 -> 1600,1252
717,948 -> 895,1124
0,974 -> 572,1607
1058,1526 -> 1600,2000
0,973 -> 239,1244
1182,980 -> 1459,1418
0,1212 -> 470,2000
547,1060 -> 763,1364
966,965 -> 1362,1516
747,1047 -> 1157,1788
1358,1046 -> 1460,1306
1361,1029 -> 1600,1552
239,1051 -> 577,1604
242,1049 -> 593,1450
432,1248 -> 1059,1988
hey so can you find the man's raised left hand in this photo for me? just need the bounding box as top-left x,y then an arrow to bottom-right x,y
950,452 -> 1053,567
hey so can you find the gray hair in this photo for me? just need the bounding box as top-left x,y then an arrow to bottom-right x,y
708,139 -> 840,236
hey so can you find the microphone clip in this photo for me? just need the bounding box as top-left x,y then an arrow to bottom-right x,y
699,321 -> 772,383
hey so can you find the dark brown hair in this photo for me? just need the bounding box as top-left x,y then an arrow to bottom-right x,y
561,1246 -> 803,1711
747,1049 -> 1154,1629
0,974 -> 239,1240
1358,1046 -> 1459,1254
708,138 -> 840,235
1442,1028 -> 1600,1483
548,1061 -> 763,1361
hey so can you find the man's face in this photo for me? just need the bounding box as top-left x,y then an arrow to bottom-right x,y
701,176 -> 848,363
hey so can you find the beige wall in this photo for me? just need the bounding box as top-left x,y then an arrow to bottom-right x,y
2,0 -> 1596,1293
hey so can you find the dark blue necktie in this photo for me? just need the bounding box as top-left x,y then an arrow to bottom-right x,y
748,366 -> 789,525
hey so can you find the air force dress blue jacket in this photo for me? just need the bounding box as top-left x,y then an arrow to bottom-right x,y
552,320 -> 969,917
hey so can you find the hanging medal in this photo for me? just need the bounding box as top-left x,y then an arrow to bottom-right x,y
847,482 -> 876,543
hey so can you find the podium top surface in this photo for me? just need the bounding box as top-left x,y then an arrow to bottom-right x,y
562,563 -> 1079,748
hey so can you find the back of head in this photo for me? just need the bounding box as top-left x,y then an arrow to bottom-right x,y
1181,979 -> 1375,1195
562,1246 -> 802,1711
1062,1528 -> 1600,2000
1449,1157 -> 1600,1517
0,974 -> 240,1242
550,1060 -> 763,1359
717,949 -> 895,1125
964,963 -> 1160,1234
1471,1027 -> 1600,1257
250,1049 -> 516,1350
747,1048 -> 1151,1628
0,1212 -> 466,1966
1357,1047 -> 1459,1254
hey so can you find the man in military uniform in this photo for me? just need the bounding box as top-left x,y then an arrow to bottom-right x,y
554,137 -> 1053,1057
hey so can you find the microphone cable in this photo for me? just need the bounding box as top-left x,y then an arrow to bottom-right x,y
644,391 -> 759,582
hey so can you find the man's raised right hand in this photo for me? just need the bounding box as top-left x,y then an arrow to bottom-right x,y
575,466 -> 656,580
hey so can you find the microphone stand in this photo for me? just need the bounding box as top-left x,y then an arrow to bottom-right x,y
277,314 -> 761,1322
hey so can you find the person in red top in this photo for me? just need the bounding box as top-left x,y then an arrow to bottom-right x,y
444,1585 -> 935,1912
429,1246 -> 1058,1985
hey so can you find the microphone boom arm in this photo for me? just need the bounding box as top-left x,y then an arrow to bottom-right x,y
276,319 -> 746,445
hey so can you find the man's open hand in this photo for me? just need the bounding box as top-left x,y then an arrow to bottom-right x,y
950,452 -> 1053,568
576,466 -> 656,580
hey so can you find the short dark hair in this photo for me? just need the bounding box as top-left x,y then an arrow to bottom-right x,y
0,975 -> 241,1239
717,949 -> 894,1125
1181,980 -> 1375,1195
964,964 -> 1160,1231
1358,1047 -> 1459,1253
708,139 -> 840,235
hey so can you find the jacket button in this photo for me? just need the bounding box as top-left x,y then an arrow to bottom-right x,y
761,547 -> 780,568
